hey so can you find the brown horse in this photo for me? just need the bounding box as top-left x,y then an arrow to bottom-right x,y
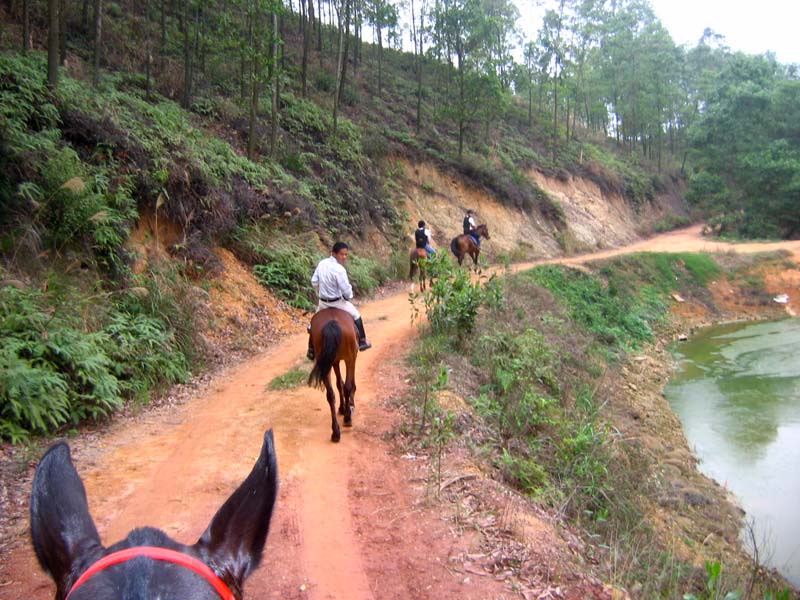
450,223 -> 490,268
30,430 -> 278,600
307,308 -> 358,442
409,247 -> 429,291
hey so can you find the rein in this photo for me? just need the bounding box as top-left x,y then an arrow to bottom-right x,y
65,546 -> 236,600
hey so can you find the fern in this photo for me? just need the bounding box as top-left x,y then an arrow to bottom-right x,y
0,343 -> 71,436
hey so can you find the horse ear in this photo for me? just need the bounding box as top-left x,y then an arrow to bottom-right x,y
194,429 -> 279,592
30,442 -> 103,596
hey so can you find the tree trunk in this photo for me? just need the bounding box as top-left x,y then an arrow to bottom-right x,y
552,72 -> 558,162
457,48 -> 464,158
144,0 -> 152,99
316,0 -> 322,53
191,5 -> 201,96
22,0 -> 31,52
241,4 -> 252,104
332,0 -> 345,137
160,0 -> 167,73
301,0 -> 312,96
181,0 -> 192,107
247,2 -> 261,160
410,0 -> 422,134
59,0 -> 67,65
527,72 -> 532,128
269,7 -> 279,158
376,26 -> 382,94
82,0 -> 90,31
92,0 -> 102,85
47,0 -> 59,90
337,0 -> 351,107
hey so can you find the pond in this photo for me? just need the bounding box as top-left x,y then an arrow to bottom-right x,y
664,318 -> 800,587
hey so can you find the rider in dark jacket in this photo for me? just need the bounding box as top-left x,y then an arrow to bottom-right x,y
462,209 -> 480,245
415,220 -> 435,257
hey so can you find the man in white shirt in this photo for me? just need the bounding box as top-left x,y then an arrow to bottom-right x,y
307,241 -> 372,360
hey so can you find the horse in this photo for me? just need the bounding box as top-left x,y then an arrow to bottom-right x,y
307,308 -> 358,442
30,429 -> 278,600
450,223 -> 490,268
409,247 -> 429,291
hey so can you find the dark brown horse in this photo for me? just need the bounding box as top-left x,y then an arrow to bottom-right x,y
308,308 -> 358,442
30,430 -> 278,600
450,223 -> 490,268
408,247 -> 429,291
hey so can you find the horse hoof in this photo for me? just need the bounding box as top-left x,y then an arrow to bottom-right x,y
331,433 -> 341,443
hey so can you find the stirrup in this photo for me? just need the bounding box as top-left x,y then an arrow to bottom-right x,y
358,341 -> 372,351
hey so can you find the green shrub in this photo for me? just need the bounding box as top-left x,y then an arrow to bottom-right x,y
414,253 -> 503,338
0,286 -> 122,441
346,255 -> 388,296
313,70 -> 336,93
653,213 -> 691,233
103,311 -> 189,398
245,230 -> 320,311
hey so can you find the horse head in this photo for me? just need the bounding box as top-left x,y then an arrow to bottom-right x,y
30,430 -> 279,600
476,224 -> 490,239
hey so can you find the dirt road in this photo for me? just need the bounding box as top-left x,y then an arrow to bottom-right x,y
3,225 -> 800,600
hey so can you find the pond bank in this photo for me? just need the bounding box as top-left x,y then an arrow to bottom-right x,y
613,252 -> 799,595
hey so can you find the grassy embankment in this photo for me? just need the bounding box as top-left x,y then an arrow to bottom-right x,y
405,251 -> 795,598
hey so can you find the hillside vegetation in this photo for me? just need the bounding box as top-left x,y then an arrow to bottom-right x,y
1,0 -> 797,440
0,0 -> 690,439
406,250 -> 796,598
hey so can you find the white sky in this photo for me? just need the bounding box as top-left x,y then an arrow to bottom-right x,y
648,0 -> 800,64
514,0 -> 800,66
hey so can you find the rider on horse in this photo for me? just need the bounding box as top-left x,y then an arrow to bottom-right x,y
307,241 -> 372,360
463,209 -> 480,246
415,220 -> 436,257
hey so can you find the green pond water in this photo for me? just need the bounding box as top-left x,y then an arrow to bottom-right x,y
664,318 -> 800,587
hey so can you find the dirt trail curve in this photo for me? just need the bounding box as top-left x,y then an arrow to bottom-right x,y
3,225 -> 800,600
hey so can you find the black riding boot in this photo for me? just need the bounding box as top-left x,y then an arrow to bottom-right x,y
354,318 -> 372,351
307,324 -> 314,360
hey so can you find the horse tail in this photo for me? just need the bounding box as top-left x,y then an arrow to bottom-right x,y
308,320 -> 342,388
409,254 -> 417,279
450,237 -> 461,259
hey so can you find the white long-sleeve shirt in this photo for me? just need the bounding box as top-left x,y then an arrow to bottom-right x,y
311,256 -> 354,301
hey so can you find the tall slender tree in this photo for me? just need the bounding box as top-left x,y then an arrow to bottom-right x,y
47,0 -> 59,90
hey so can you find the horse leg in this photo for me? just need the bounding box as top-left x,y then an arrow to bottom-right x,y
324,375 -> 340,443
472,249 -> 479,270
343,359 -> 356,426
334,363 -> 345,415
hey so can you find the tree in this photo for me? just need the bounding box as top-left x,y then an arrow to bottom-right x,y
431,0 -> 489,156
93,0 -> 103,86
301,0 -> 314,96
686,53 -> 800,237
364,0 -> 398,95
22,0 -> 31,53
47,0 -> 59,90
410,0 -> 427,133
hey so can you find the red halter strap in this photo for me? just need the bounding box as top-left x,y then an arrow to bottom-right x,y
65,546 -> 236,600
